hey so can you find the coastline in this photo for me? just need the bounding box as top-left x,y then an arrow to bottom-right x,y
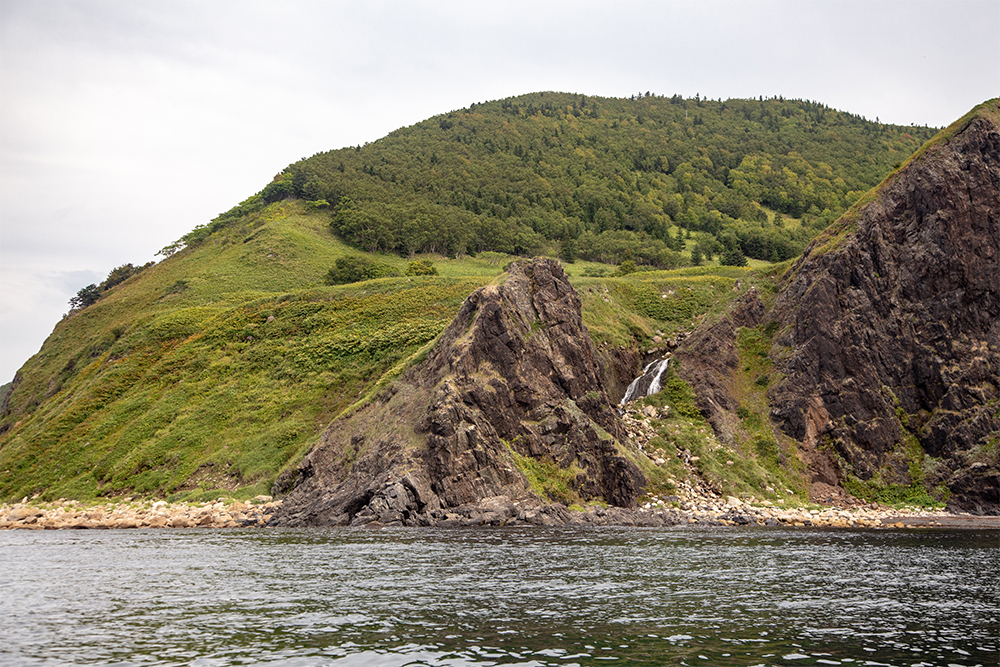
2,494 -> 997,530
0,496 -> 281,530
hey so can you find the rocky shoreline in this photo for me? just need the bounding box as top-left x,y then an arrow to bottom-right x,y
0,496 -> 281,530
2,494 -> 994,531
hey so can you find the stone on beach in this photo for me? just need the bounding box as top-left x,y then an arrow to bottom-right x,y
0,498 -> 283,530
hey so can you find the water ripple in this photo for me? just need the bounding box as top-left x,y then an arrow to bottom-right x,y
0,526 -> 996,666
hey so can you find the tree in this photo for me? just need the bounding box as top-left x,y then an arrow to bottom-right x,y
479,251 -> 508,267
691,243 -> 703,266
720,242 -> 748,267
559,236 -> 577,263
302,176 -> 327,202
324,256 -> 400,285
672,225 -> 685,251
100,264 -> 137,291
69,284 -> 102,310
260,172 -> 296,203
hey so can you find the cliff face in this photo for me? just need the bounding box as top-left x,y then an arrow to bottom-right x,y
679,102 -> 999,513
272,259 -> 645,526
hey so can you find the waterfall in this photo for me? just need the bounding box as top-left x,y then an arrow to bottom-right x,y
619,358 -> 670,406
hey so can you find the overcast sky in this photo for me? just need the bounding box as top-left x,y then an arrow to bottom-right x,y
1,0 -> 997,383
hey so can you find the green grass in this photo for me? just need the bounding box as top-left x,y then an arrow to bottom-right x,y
509,448 -> 580,505
573,266 -> 752,347
727,324 -> 808,499
0,198 -> 816,504
841,474 -> 946,508
0,276 -> 487,501
0,203 -> 492,502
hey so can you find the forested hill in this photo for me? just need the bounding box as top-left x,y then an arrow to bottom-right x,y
176,92 -> 937,267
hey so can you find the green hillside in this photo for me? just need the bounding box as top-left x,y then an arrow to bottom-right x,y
0,93 -> 938,503
187,92 -> 934,267
0,203 -> 491,501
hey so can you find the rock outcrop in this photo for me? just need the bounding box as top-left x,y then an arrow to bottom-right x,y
673,287 -> 766,437
271,259 -> 646,526
678,100 -> 1000,514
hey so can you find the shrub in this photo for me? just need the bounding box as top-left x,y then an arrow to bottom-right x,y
404,259 -> 438,276
324,256 -> 400,285
615,260 -> 637,276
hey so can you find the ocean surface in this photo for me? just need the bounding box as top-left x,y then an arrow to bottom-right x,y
0,526 -> 996,666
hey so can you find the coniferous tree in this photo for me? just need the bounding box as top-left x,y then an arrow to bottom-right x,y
720,242 -> 748,267
691,243 -> 703,267
559,237 -> 577,263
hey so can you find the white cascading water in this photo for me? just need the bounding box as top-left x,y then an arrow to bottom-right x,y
619,358 -> 670,406
646,357 -> 670,395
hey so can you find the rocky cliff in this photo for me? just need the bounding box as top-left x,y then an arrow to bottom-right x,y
271,259 -> 646,526
678,100 -> 1000,513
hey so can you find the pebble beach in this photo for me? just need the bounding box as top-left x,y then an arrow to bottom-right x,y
2,493 -> 993,530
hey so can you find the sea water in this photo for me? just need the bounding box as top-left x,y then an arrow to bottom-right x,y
1,526 -> 997,666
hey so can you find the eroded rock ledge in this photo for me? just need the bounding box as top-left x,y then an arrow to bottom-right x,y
270,259 -> 646,527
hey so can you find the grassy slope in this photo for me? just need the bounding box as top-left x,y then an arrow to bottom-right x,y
1,198 -> 776,503
0,202 -> 493,501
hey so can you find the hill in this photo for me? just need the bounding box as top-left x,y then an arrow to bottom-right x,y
0,93 -> 943,505
271,98 -> 998,524
176,92 -> 935,267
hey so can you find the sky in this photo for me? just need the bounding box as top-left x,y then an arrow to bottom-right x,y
1,0 -> 998,383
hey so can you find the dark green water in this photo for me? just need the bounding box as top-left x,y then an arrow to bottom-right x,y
0,526 -> 996,666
